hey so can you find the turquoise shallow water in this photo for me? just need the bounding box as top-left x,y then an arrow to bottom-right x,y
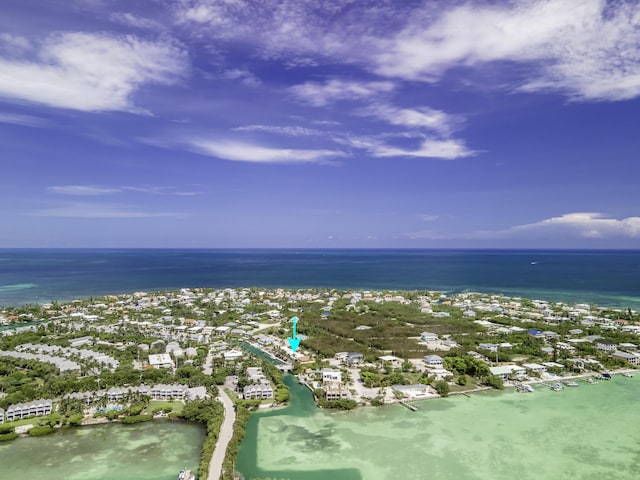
0,421 -> 204,480
237,375 -> 640,480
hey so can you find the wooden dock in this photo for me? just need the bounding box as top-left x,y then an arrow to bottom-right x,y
399,401 -> 418,411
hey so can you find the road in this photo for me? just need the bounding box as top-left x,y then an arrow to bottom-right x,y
207,388 -> 237,480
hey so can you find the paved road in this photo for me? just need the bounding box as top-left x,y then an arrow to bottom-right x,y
207,388 -> 236,480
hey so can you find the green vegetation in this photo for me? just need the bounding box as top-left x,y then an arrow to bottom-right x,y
120,414 -> 153,424
28,425 -> 55,436
180,399 -> 224,480
318,398 -> 357,410
433,380 -> 450,397
483,375 -> 505,390
0,432 -> 19,442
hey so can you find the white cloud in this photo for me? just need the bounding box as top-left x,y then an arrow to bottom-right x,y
48,185 -> 120,196
190,139 -> 345,164
510,213 -> 640,239
0,32 -> 188,112
232,125 -> 322,136
290,79 -> 395,106
406,212 -> 640,241
419,214 -> 439,222
0,33 -> 32,53
31,202 -> 181,218
337,134 -> 475,160
0,112 -> 48,127
361,103 -> 459,135
109,12 -> 164,30
375,1 -> 640,102
222,68 -> 262,87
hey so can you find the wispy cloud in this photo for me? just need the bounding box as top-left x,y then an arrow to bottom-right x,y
290,79 -> 395,107
0,112 -> 48,127
0,32 -> 188,112
190,139 -> 345,164
109,12 -> 164,30
222,68 -> 262,87
337,135 -> 475,160
48,185 -> 204,196
361,104 -> 460,136
375,1 -> 640,102
232,125 -> 322,136
30,202 -> 182,219
419,214 -> 439,222
48,185 -> 120,196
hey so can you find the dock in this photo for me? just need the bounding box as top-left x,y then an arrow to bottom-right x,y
399,401 -> 418,411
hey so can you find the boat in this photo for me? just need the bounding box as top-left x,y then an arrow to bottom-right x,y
563,381 -> 579,387
599,372 -> 612,380
586,377 -> 597,384
551,383 -> 564,391
622,372 -> 633,378
178,469 -> 195,480
516,384 -> 534,393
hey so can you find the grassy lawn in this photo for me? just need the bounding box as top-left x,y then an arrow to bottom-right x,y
2,414 -> 52,428
144,400 -> 184,414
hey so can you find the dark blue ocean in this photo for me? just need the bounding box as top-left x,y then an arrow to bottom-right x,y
0,249 -> 639,308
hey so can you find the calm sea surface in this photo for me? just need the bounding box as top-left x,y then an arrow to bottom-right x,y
1,249 -> 639,307
237,374 -> 640,480
0,421 -> 204,480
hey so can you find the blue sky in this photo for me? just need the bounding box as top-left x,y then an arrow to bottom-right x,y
1,0 -> 639,248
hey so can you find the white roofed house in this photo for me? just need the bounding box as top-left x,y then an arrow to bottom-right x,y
321,369 -> 342,383
6,399 -> 53,422
148,353 -> 174,369
223,349 -> 244,361
420,332 -> 439,342
424,355 -> 443,366
489,365 -> 526,380
243,383 -> 274,400
612,350 -> 640,366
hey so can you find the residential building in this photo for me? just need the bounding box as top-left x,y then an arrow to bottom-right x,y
223,349 -> 243,361
321,369 -> 342,383
612,350 -> 640,366
522,363 -> 547,374
420,332 -> 439,342
243,383 -> 274,400
595,341 -> 617,353
6,399 -> 53,422
424,355 -> 443,366
489,365 -> 526,380
148,353 -> 174,369
324,383 -> 350,401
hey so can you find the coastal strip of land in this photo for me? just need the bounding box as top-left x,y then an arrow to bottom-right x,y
208,389 -> 236,480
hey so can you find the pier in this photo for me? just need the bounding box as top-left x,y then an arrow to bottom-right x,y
399,401 -> 418,411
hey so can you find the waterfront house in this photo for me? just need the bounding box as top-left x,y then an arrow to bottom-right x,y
424,355 -> 443,366
612,350 -> 640,366
522,363 -> 547,374
489,365 -> 526,380
392,384 -> 431,399
6,399 -> 53,422
243,383 -> 274,400
324,383 -> 350,401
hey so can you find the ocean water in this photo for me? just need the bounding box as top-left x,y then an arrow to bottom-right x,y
237,374 -> 640,480
0,249 -> 639,308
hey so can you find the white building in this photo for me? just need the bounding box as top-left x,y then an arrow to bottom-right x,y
148,353 -> 174,369
392,384 -> 432,399
223,349 -> 244,361
522,363 -> 547,374
489,365 -> 526,380
6,399 -> 53,422
424,355 -> 443,366
612,350 -> 640,366
420,332 -> 439,342
321,369 -> 342,383
243,383 -> 274,400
